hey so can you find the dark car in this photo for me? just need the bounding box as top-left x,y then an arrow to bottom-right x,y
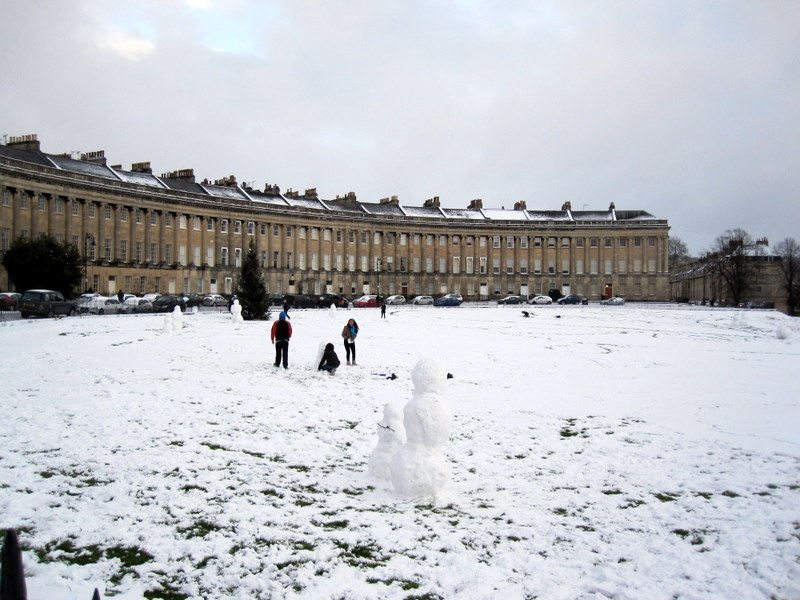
0,292 -> 21,311
268,293 -> 286,307
318,293 -> 349,308
557,294 -> 587,305
434,294 -> 463,307
183,293 -> 204,308
284,294 -> 316,309
497,295 -> 525,305
19,289 -> 77,318
152,294 -> 187,312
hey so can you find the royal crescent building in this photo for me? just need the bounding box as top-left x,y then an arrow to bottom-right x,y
1,134 -> 671,301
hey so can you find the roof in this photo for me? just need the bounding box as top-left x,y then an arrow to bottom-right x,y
0,140 -> 665,225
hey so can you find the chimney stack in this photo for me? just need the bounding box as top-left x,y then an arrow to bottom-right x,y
514,200 -> 527,211
561,201 -> 572,211
468,199 -> 483,210
161,169 -> 196,183
131,162 -> 152,174
7,134 -> 40,152
423,196 -> 440,208
80,150 -> 107,166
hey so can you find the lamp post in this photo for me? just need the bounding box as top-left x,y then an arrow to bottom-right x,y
84,234 -> 95,292
376,257 -> 382,300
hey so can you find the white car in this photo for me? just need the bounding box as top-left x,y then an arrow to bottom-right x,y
411,295 -> 434,305
384,295 -> 406,305
203,294 -> 228,307
529,295 -> 553,305
86,296 -> 123,315
122,297 -> 153,313
601,297 -> 626,306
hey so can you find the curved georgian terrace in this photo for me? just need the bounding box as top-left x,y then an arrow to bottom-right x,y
1,135 -> 670,301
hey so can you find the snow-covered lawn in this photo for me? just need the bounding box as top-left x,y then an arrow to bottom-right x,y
1,304 -> 798,600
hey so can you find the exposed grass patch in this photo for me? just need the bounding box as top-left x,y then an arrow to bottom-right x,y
654,492 -> 680,502
288,464 -> 310,472
672,528 -> 706,545
143,579 -> 189,600
200,442 -> 226,451
721,490 -> 741,498
261,488 -> 284,498
241,450 -> 265,458
602,489 -> 623,495
180,484 -> 207,493
694,492 -> 713,500
315,519 -> 349,530
620,498 -> 646,509
177,519 -> 221,539
367,577 -> 421,591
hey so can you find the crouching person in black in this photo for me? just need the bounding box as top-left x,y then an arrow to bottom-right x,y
318,342 -> 341,375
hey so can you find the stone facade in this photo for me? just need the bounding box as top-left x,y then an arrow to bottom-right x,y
670,248 -> 787,312
1,135 -> 671,301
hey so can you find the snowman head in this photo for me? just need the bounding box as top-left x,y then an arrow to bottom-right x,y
411,357 -> 447,394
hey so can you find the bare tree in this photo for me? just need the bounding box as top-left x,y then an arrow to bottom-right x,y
710,228 -> 761,305
775,237 -> 800,314
668,236 -> 690,270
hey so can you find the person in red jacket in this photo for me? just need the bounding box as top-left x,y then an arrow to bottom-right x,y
270,311 -> 292,369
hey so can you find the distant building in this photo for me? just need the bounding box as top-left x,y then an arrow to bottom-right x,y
670,238 -> 788,312
1,133 -> 671,301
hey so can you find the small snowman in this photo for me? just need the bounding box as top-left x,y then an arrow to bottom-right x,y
390,357 -> 452,498
368,403 -> 406,481
171,304 -> 184,330
230,299 -> 243,324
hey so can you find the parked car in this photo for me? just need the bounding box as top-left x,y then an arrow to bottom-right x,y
153,295 -> 187,312
142,293 -> 162,303
497,295 -> 525,305
384,295 -> 406,305
411,295 -> 434,305
122,297 -> 153,313
0,292 -> 21,311
268,293 -> 286,306
183,293 -> 204,308
202,294 -> 227,307
557,294 -> 587,305
318,293 -> 349,308
434,294 -> 463,307
352,295 -> 379,308
600,297 -> 626,306
528,295 -> 553,305
86,296 -> 123,315
284,294 -> 316,309
19,289 -> 77,318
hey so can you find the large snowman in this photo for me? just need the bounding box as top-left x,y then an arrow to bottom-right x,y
390,357 -> 452,498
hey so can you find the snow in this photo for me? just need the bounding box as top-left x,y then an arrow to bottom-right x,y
1,304 -> 799,599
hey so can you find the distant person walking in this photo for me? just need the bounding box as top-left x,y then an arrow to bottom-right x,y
318,342 -> 341,375
117,289 -> 124,303
341,318 -> 359,366
380,302 -> 386,318
283,297 -> 290,315
271,311 -> 292,369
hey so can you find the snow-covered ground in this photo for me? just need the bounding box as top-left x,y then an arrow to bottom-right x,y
1,304 -> 798,600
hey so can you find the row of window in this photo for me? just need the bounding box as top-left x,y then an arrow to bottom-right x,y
1,225 -> 663,275
3,190 -> 661,248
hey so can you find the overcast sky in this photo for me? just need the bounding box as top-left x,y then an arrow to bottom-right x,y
2,0 -> 798,255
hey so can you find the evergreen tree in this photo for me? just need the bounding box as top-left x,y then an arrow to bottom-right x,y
235,241 -> 269,320
2,235 -> 83,296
